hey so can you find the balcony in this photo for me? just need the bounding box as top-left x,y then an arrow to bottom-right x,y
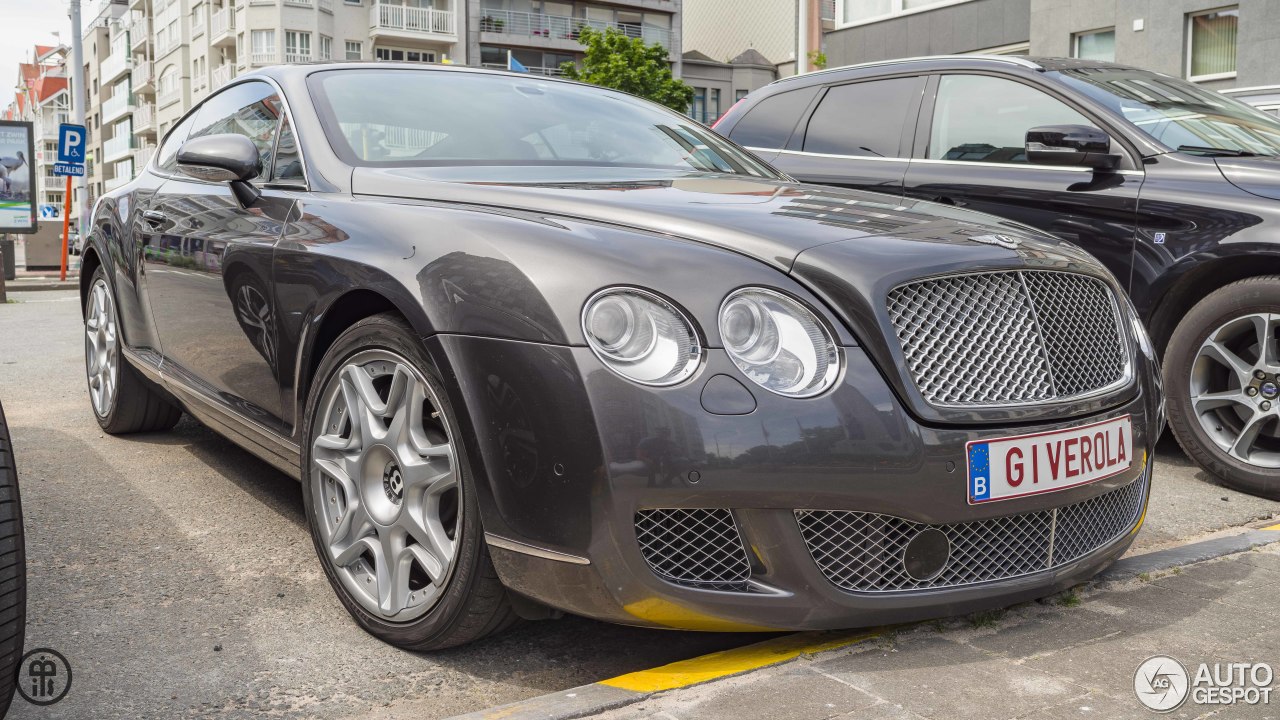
212,63 -> 235,89
284,51 -> 312,63
130,18 -> 150,52
134,103 -> 156,134
105,173 -> 130,191
479,9 -> 671,49
103,133 -> 134,163
191,11 -> 206,37
283,0 -> 312,6
102,90 -> 135,123
211,7 -> 236,47
157,83 -> 182,108
102,51 -> 134,82
135,145 -> 155,170
319,0 -> 333,12
370,2 -> 456,43
481,62 -> 564,76
250,50 -> 278,66
132,61 -> 154,95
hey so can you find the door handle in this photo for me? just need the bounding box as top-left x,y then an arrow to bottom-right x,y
142,210 -> 167,226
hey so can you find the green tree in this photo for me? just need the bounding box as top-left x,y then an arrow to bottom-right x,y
560,27 -> 695,113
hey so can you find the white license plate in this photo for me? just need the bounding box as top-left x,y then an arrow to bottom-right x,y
967,415 -> 1133,504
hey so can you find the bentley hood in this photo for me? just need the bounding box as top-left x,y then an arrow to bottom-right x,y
351,168 -> 1078,271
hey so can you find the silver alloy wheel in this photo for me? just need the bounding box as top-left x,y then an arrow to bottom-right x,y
85,277 -> 119,418
310,350 -> 461,622
1190,312 -> 1280,468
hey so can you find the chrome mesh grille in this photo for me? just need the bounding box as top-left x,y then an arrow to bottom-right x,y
886,271 -> 1128,407
635,509 -> 752,591
795,476 -> 1146,593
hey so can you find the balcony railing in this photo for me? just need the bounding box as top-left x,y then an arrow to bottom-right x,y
132,61 -> 153,90
284,51 -> 312,63
251,50 -> 278,66
371,2 -> 455,36
283,0 -> 312,6
319,0 -> 333,11
135,145 -> 155,170
102,51 -> 134,81
478,9 -> 670,49
820,0 -> 835,21
102,91 -> 135,122
211,6 -> 235,39
191,11 -> 206,36
134,103 -> 156,131
212,63 -> 235,89
130,18 -> 150,50
103,133 -> 134,162
481,62 -> 564,76
157,85 -> 182,107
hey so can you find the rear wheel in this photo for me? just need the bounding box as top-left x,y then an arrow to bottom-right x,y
301,314 -> 517,650
1166,276 -> 1280,499
83,268 -> 182,434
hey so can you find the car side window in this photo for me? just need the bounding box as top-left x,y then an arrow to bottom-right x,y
928,74 -> 1097,164
156,113 -> 196,174
727,86 -> 820,150
271,114 -> 305,185
188,81 -> 284,177
804,77 -> 924,158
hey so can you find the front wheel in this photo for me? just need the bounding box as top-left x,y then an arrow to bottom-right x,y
1165,276 -> 1280,499
301,314 -> 517,650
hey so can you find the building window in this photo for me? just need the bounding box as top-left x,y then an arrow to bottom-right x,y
689,86 -> 706,123
285,31 -> 312,63
1073,28 -> 1115,62
320,35 -> 333,60
375,47 -> 436,63
735,88 -> 749,102
839,0 -> 957,27
251,29 -> 277,62
1187,7 -> 1238,81
345,41 -> 362,60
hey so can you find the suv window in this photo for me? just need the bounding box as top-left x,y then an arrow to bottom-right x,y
188,81 -> 285,176
156,113 -> 196,173
727,86 -> 820,150
804,77 -> 924,157
928,74 -> 1096,164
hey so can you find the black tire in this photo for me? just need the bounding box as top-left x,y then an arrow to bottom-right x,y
1165,276 -> 1280,499
301,314 -> 517,650
84,267 -> 182,435
0,401 -> 26,717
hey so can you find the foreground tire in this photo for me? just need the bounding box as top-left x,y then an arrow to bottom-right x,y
1165,276 -> 1280,499
301,314 -> 517,650
0,401 -> 26,717
83,268 -> 182,434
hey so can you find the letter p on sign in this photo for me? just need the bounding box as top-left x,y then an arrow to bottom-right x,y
57,124 -> 86,164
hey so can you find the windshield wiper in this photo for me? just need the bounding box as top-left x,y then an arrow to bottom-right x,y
1176,145 -> 1267,157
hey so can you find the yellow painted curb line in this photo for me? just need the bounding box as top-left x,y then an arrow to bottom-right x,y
599,629 -> 880,693
1262,522 -> 1280,532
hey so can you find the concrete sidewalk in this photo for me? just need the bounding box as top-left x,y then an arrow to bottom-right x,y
591,545 -> 1280,720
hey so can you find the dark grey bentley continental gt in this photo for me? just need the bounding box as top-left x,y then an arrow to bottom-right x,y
81,63 -> 1162,650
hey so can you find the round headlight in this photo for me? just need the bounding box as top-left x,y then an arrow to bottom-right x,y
719,288 -> 840,397
583,288 -> 701,386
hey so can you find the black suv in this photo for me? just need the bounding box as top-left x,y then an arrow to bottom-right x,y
716,55 -> 1280,499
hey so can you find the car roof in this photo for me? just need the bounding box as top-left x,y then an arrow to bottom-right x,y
239,60 -> 588,86
764,55 -> 1146,92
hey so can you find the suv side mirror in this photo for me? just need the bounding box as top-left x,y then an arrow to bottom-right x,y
1025,124 -> 1120,171
176,134 -> 263,206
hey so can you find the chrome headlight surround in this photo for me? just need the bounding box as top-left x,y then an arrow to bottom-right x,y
718,288 -> 842,398
581,287 -> 702,387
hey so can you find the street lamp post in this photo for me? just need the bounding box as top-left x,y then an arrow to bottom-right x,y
69,0 -> 87,242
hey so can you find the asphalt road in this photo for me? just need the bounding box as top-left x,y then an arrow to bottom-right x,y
0,290 -> 1276,719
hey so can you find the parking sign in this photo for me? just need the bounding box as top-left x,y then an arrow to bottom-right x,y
57,124 -> 85,164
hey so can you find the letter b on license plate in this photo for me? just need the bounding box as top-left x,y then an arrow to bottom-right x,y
967,416 -> 1133,504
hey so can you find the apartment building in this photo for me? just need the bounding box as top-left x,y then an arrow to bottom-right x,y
70,0 -> 681,198
2,46 -> 71,218
821,0 -> 1280,96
